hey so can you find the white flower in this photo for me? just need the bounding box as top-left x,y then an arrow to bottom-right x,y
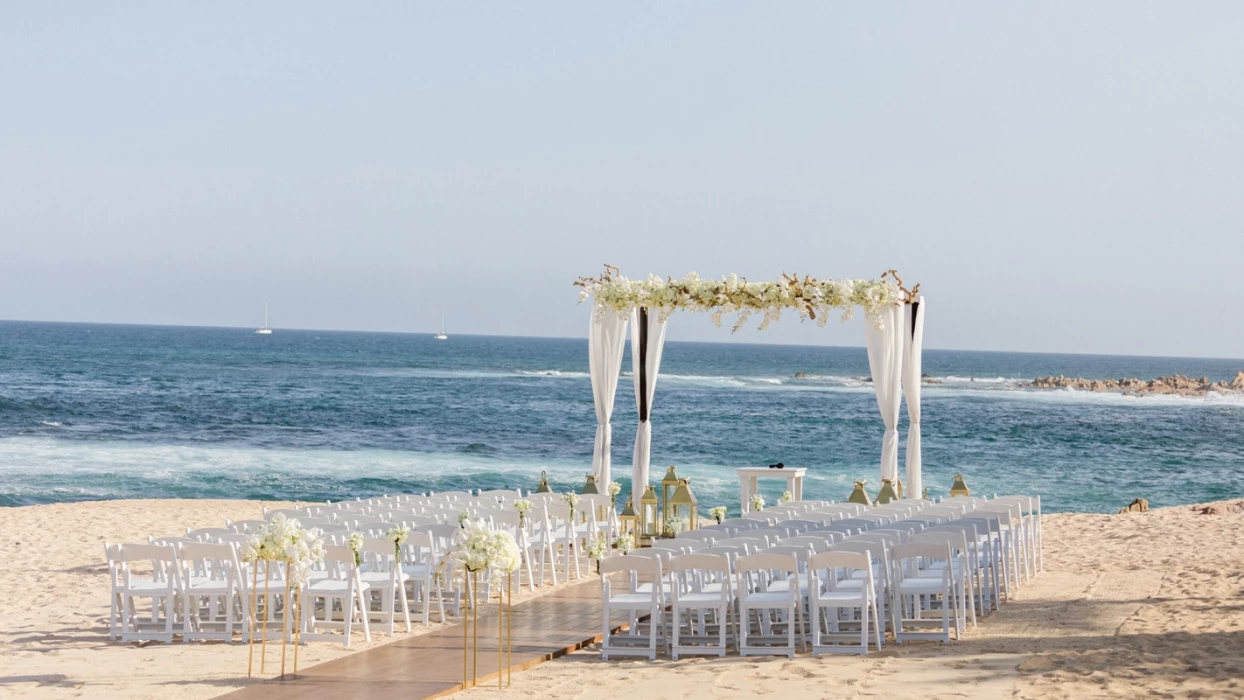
611,533 -> 634,554
561,492 -> 580,508
708,506 -> 728,524
607,481 -> 622,497
586,534 -> 608,561
750,494 -> 766,511
779,491 -> 793,504
513,499 -> 532,514
663,514 -> 685,537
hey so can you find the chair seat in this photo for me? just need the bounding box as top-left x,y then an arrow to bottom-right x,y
676,592 -> 728,606
897,578 -> 949,594
608,593 -> 659,607
308,579 -> 371,595
361,571 -> 409,586
742,591 -> 796,606
814,590 -> 867,605
401,564 -> 433,577
122,580 -> 173,594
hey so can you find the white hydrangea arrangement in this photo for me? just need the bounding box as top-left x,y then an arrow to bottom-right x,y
607,481 -> 622,505
450,519 -> 522,583
240,514 -> 325,586
750,494 -> 766,512
779,491 -> 793,504
611,532 -> 635,554
586,533 -> 608,561
662,514 -> 685,537
513,499 -> 533,526
708,506 -> 728,524
575,266 -> 906,331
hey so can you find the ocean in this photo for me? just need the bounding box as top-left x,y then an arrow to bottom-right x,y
1,321 -> 1241,513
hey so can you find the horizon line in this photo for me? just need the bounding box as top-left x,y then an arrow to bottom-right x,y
1,317 -> 1241,365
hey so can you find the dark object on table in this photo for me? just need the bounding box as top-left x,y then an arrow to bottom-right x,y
767,462 -> 785,469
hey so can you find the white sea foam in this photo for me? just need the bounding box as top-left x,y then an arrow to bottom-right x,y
39,420 -> 63,427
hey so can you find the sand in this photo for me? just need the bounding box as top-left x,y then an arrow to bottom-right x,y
2,499 -> 1242,700
0,499 -> 581,699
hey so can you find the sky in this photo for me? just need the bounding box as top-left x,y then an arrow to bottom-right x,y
1,2 -> 1241,358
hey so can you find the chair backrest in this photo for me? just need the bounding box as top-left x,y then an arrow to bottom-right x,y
120,543 -> 177,563
779,535 -> 835,552
763,544 -> 811,569
670,553 -> 731,574
673,529 -> 717,543
213,533 -> 253,547
600,554 -> 661,577
810,549 -> 871,574
264,508 -> 308,521
709,537 -> 765,552
696,544 -> 747,564
186,527 -> 233,541
719,518 -> 762,531
227,519 -> 268,534
779,519 -> 821,534
832,539 -> 888,564
736,553 -> 798,575
890,541 -> 953,569
477,489 -> 522,503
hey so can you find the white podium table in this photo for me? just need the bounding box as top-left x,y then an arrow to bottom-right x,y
737,467 -> 807,513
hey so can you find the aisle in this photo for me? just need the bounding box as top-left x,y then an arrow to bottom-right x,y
222,578 -> 623,700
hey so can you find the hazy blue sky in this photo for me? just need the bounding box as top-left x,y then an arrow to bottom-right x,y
1,3 -> 1241,358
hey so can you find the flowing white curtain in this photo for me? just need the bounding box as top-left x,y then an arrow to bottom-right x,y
630,307 -> 668,505
902,297 -> 926,497
588,305 -> 629,488
865,303 -> 904,484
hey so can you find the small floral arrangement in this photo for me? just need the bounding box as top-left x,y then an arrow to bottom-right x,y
708,506 -> 728,524
458,511 -> 471,527
450,519 -> 522,582
750,494 -> 766,512
779,491 -> 793,504
386,526 -> 408,559
662,514 -> 685,538
240,515 -> 326,585
347,532 -> 364,565
607,481 -> 622,504
513,499 -> 533,526
562,492 -> 580,520
586,533 -> 608,561
612,532 -> 634,554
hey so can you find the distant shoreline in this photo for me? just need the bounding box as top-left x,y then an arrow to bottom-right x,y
1019,372 -> 1244,398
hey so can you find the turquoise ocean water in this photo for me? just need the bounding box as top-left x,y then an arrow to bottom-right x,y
1,321 -> 1241,513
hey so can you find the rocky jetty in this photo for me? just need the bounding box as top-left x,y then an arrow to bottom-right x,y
1023,371 -> 1244,397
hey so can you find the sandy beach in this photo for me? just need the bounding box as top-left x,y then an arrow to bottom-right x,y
2,499 -> 1242,699
0,499 -> 582,700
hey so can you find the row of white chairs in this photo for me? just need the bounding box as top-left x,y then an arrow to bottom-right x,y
599,494 -> 1041,659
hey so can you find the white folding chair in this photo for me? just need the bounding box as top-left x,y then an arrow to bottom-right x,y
736,553 -> 804,658
669,554 -> 735,659
178,542 -> 246,642
808,550 -> 882,655
600,556 -> 665,660
109,543 -> 179,644
300,546 -> 372,647
358,538 -> 412,636
889,542 -> 958,643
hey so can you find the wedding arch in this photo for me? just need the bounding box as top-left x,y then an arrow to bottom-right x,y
574,265 -> 926,505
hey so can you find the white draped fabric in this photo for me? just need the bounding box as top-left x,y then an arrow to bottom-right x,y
588,305 -> 629,488
630,307 -> 668,505
902,297 -> 926,497
865,303 -> 905,484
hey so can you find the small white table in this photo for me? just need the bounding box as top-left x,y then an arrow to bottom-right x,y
737,467 -> 807,513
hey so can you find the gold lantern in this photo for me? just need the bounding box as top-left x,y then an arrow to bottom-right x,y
535,470 -> 552,494
668,478 -> 698,532
618,497 -> 638,538
639,485 -> 660,541
847,480 -> 873,506
660,466 -> 680,523
949,474 -> 971,497
580,474 -> 600,495
876,478 -> 899,505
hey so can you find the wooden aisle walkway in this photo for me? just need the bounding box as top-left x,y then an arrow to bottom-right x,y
222,578 -> 624,700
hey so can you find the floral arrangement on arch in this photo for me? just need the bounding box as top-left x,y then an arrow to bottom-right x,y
575,266 -> 913,331
241,515 -> 325,585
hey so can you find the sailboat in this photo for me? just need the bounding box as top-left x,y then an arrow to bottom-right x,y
255,302 -> 273,335
434,311 -> 447,340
